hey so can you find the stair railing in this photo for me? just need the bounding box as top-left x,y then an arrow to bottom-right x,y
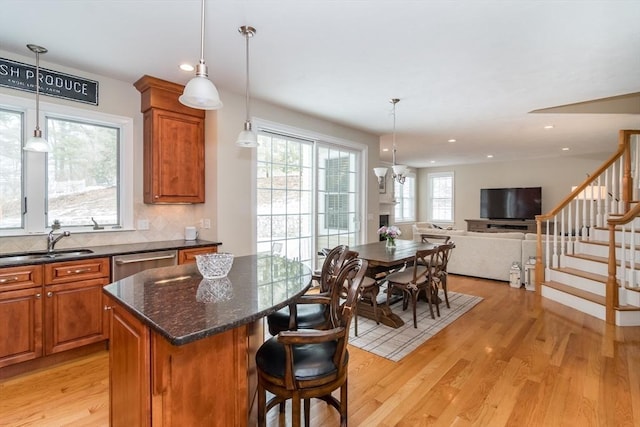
535,130 -> 640,324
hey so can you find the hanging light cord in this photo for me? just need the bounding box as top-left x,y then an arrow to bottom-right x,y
391,98 -> 399,166
244,30 -> 251,121
198,0 -> 206,71
34,50 -> 41,133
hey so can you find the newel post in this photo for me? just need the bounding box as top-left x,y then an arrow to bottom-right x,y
535,218 -> 543,293
621,130 -> 633,212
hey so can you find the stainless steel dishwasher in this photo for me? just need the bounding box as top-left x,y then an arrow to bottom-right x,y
112,250 -> 178,281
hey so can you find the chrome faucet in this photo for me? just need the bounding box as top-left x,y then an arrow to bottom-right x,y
47,222 -> 71,252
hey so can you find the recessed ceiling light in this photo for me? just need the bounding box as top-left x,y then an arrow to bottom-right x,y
430,160 -> 436,163
487,154 -> 494,158
382,148 -> 389,152
448,139 -> 456,143
180,63 -> 194,72
544,125 -> 554,129
562,147 -> 570,151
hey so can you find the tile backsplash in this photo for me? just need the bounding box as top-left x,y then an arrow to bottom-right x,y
0,203 -> 204,254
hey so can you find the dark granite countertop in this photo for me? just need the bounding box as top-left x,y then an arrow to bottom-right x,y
103,254 -> 312,346
0,239 -> 222,267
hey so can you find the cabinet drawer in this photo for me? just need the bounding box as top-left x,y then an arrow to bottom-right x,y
0,265 -> 43,291
178,246 -> 218,265
44,258 -> 110,284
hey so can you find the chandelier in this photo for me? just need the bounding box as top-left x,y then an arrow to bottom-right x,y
373,98 -> 407,185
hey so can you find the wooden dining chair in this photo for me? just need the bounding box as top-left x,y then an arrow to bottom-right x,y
431,242 -> 455,308
385,248 -> 439,327
256,257 -> 368,427
266,245 -> 358,336
420,233 -> 451,244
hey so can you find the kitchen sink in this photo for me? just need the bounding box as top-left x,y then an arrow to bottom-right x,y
0,249 -> 94,263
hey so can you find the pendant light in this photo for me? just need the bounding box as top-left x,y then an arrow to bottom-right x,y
23,44 -> 50,152
236,25 -> 257,147
390,98 -> 407,184
179,0 -> 223,110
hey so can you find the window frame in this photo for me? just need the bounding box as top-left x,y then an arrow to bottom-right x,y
393,172 -> 416,223
0,92 -> 134,236
427,171 -> 455,224
252,118 -> 368,271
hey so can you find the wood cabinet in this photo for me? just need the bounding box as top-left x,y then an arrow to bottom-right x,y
0,265 -> 43,368
107,295 -> 150,427
465,219 -> 538,233
43,258 -> 110,355
178,245 -> 218,265
106,297 -> 252,427
0,258 -> 109,370
134,75 -> 207,204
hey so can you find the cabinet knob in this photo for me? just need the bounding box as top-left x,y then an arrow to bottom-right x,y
36,293 -> 42,299
47,291 -> 53,298
104,305 -> 112,311
155,195 -> 159,199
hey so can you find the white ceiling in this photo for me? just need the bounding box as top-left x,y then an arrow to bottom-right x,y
2,0 -> 639,167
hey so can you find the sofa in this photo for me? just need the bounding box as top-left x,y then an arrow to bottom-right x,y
411,222 -> 548,282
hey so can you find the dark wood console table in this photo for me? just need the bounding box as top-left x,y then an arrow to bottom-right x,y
465,219 -> 537,233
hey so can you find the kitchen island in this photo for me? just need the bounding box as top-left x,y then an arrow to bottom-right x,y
103,254 -> 312,427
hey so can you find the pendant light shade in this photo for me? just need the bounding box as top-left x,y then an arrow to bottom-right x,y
179,0 -> 223,110
23,44 -> 50,152
373,167 -> 388,184
236,25 -> 257,147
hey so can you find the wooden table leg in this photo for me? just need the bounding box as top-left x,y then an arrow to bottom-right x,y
357,282 -> 405,328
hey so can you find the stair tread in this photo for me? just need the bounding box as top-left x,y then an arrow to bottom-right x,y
552,266 -> 607,283
567,253 -> 640,270
543,280 -> 605,305
578,239 -> 639,249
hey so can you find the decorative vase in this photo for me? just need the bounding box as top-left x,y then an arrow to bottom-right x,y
386,237 -> 396,248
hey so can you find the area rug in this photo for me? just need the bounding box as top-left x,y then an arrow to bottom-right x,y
349,291 -> 483,362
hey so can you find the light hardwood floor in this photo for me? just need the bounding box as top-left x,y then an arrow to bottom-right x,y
1,275 -> 639,426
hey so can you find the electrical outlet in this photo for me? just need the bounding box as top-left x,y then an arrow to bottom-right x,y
137,219 -> 149,230
203,218 -> 211,229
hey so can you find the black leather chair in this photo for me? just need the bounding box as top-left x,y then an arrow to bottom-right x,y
256,257 -> 368,427
266,245 -> 357,336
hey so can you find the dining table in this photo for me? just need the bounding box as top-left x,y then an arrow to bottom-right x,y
350,239 -> 442,328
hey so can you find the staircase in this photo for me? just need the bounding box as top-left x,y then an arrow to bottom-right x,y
536,130 -> 640,326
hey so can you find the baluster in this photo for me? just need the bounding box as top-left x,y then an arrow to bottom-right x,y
581,189 -> 588,242
604,170 -> 610,222
611,161 -> 617,215
545,220 -> 551,281
618,157 -> 625,213
552,215 -> 559,268
560,207 -> 566,265
567,202 -> 574,255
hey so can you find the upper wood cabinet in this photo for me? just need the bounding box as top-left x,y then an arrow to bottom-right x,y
134,75 -> 207,204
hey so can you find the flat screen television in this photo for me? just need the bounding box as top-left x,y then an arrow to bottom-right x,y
480,187 -> 542,220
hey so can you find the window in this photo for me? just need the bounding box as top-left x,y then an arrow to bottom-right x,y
394,174 -> 416,223
46,117 -> 119,226
0,93 -> 133,235
0,108 -> 23,229
428,172 -> 454,222
255,124 -> 362,271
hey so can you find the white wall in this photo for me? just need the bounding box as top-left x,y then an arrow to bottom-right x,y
0,49 -> 381,254
417,154 -> 609,230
